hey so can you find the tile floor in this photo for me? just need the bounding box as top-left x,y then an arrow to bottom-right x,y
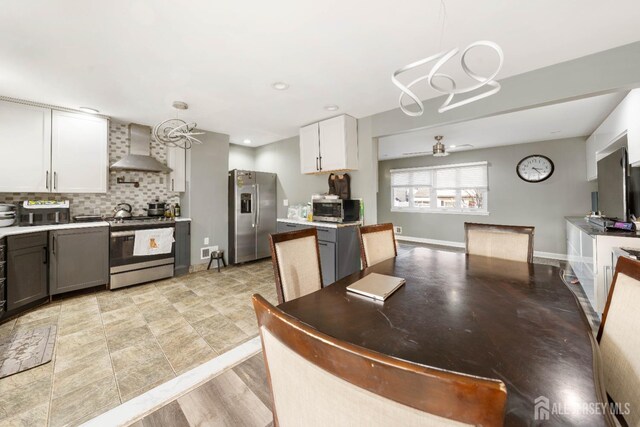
0,260 -> 277,427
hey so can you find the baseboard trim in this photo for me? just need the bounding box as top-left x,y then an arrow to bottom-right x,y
396,235 -> 567,261
396,235 -> 465,248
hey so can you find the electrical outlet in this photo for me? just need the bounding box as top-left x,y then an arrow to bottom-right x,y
394,226 -> 402,234
283,199 -> 289,207
204,237 -> 209,245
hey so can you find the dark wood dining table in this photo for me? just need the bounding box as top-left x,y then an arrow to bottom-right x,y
278,247 -> 614,426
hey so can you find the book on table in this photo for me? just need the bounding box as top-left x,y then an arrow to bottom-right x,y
346,273 -> 405,301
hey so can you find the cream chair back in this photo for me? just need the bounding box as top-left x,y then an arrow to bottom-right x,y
464,223 -> 534,263
270,228 -> 323,304
358,223 -> 397,268
597,256 -> 640,427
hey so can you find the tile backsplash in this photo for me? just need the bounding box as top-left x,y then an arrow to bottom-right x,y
0,122 -> 180,217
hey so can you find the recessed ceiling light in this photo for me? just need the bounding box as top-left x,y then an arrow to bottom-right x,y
271,82 -> 289,91
324,104 -> 339,111
449,145 -> 456,148
243,139 -> 252,144
79,107 -> 99,114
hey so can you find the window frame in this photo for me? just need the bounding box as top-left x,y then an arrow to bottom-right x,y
390,161 -> 489,215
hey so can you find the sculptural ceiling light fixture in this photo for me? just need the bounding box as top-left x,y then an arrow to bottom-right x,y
432,135 -> 449,157
153,101 -> 204,149
391,3 -> 504,117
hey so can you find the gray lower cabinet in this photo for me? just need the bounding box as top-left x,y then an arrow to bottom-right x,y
317,240 -> 336,285
49,227 -> 109,295
276,222 -> 360,286
175,221 -> 191,277
6,232 -> 48,311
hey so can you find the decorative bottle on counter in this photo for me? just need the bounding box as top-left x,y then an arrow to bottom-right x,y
175,203 -> 181,217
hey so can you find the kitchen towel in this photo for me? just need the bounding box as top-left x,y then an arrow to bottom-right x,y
133,228 -> 175,256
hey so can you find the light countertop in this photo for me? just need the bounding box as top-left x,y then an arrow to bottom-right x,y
565,216 -> 640,238
277,218 -> 360,229
0,221 -> 110,239
175,217 -> 191,222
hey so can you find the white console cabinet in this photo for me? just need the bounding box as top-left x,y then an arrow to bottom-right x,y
566,217 -> 640,314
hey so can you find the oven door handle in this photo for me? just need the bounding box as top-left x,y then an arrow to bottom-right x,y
111,231 -> 136,237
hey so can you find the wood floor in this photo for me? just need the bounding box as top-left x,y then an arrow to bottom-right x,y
130,353 -> 273,427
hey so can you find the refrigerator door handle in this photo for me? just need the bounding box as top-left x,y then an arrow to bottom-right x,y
251,185 -> 256,228
256,184 -> 260,228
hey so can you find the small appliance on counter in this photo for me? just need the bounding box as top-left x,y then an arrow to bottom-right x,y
18,200 -> 70,226
312,198 -> 360,223
0,204 -> 17,228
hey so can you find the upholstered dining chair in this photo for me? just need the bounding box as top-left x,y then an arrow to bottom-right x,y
269,228 -> 323,304
464,222 -> 535,263
358,223 -> 398,268
597,256 -> 640,427
252,294 -> 507,426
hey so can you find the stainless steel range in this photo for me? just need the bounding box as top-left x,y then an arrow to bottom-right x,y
109,216 -> 175,289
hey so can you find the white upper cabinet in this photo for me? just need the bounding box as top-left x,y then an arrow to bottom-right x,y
300,122 -> 321,174
167,145 -> 186,192
51,110 -> 108,193
0,101 -> 51,192
0,100 -> 108,193
299,115 -> 358,174
586,89 -> 640,180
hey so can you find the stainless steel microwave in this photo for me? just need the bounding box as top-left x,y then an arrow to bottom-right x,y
312,199 -> 360,223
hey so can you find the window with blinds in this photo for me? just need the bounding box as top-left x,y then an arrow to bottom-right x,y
390,162 -> 488,213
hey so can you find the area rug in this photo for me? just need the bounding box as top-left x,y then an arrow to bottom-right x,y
0,325 -> 57,379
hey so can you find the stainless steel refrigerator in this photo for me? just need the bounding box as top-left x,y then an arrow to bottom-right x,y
228,170 -> 277,264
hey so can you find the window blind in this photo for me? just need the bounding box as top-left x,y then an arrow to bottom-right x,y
391,169 -> 431,187
435,164 -> 487,189
390,162 -> 487,189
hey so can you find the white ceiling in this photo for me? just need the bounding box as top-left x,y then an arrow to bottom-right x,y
1,1 -> 639,146
378,92 -> 627,159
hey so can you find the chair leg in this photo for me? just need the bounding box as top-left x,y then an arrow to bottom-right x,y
217,258 -> 221,273
207,256 -> 213,270
222,257 -> 226,267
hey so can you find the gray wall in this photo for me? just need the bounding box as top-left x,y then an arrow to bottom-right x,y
253,118 -> 379,224
229,144 -> 256,171
182,130 -> 230,265
254,136 -> 327,218
377,137 -> 595,255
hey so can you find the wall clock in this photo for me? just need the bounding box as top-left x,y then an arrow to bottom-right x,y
516,155 -> 554,183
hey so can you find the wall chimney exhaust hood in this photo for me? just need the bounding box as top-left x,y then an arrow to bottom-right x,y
110,123 -> 172,173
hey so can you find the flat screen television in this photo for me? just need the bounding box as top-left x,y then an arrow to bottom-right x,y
597,148 -> 627,221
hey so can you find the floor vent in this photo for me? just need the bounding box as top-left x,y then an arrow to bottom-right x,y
200,246 -> 218,260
